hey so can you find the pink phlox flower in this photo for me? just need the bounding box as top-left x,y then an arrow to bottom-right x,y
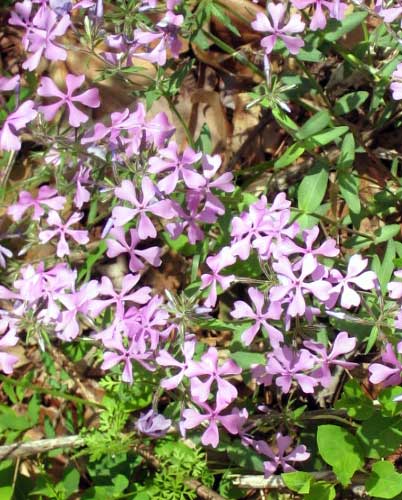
231,287 -> 283,347
181,395 -> 248,448
252,433 -> 310,478
291,0 -> 347,30
9,1 -> 33,49
39,210 -> 89,257
148,142 -> 204,194
145,111 -> 175,149
251,2 -> 305,55
111,177 -> 176,239
81,108 -> 130,146
0,318 -> 19,374
101,332 -> 155,383
56,280 -> 99,340
304,331 -> 357,387
200,246 -> 236,307
278,225 -> 339,269
375,0 -> 402,23
0,100 -> 37,151
388,270 -> 402,328
391,63 -> 402,101
23,7 -> 70,71
156,338 -> 196,390
186,346 -> 242,404
263,345 -> 318,393
187,153 -> 234,218
368,341 -> 402,387
88,274 -> 151,319
0,243 -> 12,269
0,75 -> 20,92
8,185 -> 66,221
130,295 -> 169,350
73,165 -> 91,208
326,254 -> 377,309
38,74 -> 100,127
106,227 -> 162,273
270,255 -> 332,317
136,408 -> 171,437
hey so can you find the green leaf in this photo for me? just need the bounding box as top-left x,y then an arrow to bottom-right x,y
210,3 -> 240,36
226,441 -> 264,472
274,143 -> 305,169
308,126 -> 348,146
62,467 -> 80,498
374,225 -> 401,245
335,379 -> 374,420
333,91 -> 369,116
373,239 -> 396,294
296,110 -> 331,140
317,425 -> 364,485
324,11 -> 368,41
304,482 -> 336,500
282,471 -> 312,494
357,412 -> 402,458
378,387 -> 402,416
337,133 -> 355,170
366,461 -> 402,498
298,161 -> 329,212
272,107 -> 299,135
231,351 -> 266,369
338,172 -> 361,214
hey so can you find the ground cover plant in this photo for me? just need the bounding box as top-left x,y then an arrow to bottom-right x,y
1,0 -> 402,498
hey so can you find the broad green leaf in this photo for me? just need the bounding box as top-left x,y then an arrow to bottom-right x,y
317,425 -> 364,485
296,110 -> 331,140
308,126 -> 348,146
298,161 -> 329,212
305,482 -> 336,500
272,107 -> 299,135
282,471 -> 312,494
372,239 -> 396,294
333,91 -> 369,116
231,351 -> 266,369
324,11 -> 368,41
366,461 -> 402,498
378,387 -> 402,416
374,225 -> 401,245
357,412 -> 402,458
274,143 -> 305,169
226,442 -> 264,472
335,379 -> 374,420
337,133 -> 355,170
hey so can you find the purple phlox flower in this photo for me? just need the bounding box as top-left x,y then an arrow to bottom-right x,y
49,0 -> 73,15
270,254 -> 332,317
111,177 -> 176,239
9,1 -> 33,49
230,193 -> 296,261
148,142 -> 204,194
117,103 -> 146,156
391,63 -> 402,100
38,74 -> 100,127
263,345 -> 318,393
251,2 -> 305,55
304,331 -> 357,387
145,111 -> 175,148
186,346 -> 242,404
156,339 -> 196,390
388,270 -> 402,300
326,254 -> 377,309
81,108 -> 130,146
291,0 -> 347,30
106,227 -> 162,273
0,244 -> 12,269
252,433 -> 310,478
278,225 -> 339,269
88,273 -> 151,318
375,0 -> 402,23
165,195 -> 215,245
73,165 -> 91,208
200,246 -> 236,308
39,210 -> 89,257
101,332 -> 155,383
136,408 -> 172,437
133,11 -> 183,66
55,280 -> 99,340
8,185 -> 66,221
231,287 -> 283,347
0,319 -> 19,375
181,395 -> 248,448
0,100 -> 37,151
187,153 -> 234,218
0,75 -> 20,92
368,342 -> 402,387
131,295 -> 170,350
23,7 -> 70,71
